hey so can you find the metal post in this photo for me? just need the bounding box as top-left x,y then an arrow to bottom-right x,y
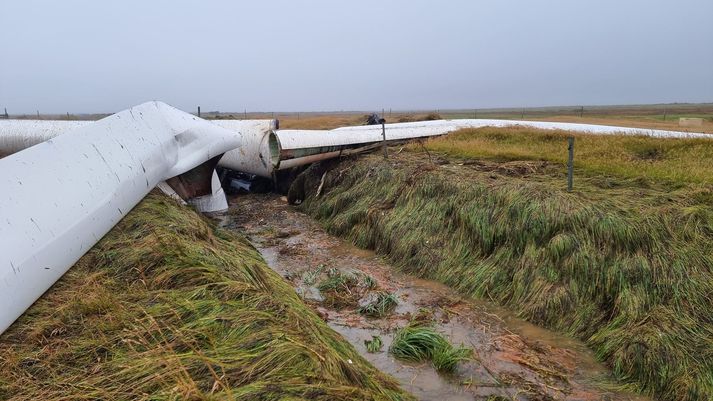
380,118 -> 387,159
3,108 -> 7,119
663,109 -> 667,121
567,137 -> 574,192
579,106 -> 584,118
244,108 -> 247,120
197,106 -> 201,117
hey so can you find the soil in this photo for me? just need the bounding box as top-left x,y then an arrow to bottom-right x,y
218,193 -> 649,401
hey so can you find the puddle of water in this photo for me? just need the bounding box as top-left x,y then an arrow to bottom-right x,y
219,193 -> 648,401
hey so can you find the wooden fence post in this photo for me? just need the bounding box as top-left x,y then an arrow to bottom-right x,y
381,118 -> 387,159
567,137 -> 575,192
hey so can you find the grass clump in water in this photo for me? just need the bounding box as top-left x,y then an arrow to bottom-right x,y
365,336 -> 384,353
317,269 -> 378,309
358,291 -> 399,318
358,272 -> 378,290
0,191 -> 412,401
389,325 -> 446,362
431,343 -> 472,374
389,324 -> 471,374
317,270 -> 363,308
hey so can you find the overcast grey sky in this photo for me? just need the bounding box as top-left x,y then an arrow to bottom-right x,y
1,0 -> 712,114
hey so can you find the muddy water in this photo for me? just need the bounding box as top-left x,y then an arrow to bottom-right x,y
220,193 -> 647,401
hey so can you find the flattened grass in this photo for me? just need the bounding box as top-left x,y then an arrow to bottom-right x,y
296,141 -> 713,401
420,126 -> 713,184
0,192 -> 411,401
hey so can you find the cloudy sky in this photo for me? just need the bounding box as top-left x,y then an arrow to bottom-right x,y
1,0 -> 711,114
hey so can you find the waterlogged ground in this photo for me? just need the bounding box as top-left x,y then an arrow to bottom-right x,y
220,193 -> 648,401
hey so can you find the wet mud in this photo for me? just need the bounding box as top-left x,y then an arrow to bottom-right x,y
219,193 -> 648,401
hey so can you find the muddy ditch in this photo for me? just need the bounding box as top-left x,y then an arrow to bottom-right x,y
218,193 -> 648,401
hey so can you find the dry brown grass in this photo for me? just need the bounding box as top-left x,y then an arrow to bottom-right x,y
259,109 -> 713,133
278,114 -> 368,130
208,112 -> 452,130
275,113 -> 448,130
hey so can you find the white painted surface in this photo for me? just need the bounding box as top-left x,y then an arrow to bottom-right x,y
187,171 -> 228,212
275,119 -> 712,151
0,119 -> 278,176
0,101 -> 241,334
212,119 -> 277,176
0,120 -> 88,155
454,119 -> 712,138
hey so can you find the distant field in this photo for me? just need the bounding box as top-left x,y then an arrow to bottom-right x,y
439,103 -> 713,133
8,103 -> 713,133
232,103 -> 713,133
421,126 -> 713,185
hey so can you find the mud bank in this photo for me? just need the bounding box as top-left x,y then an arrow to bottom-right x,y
223,193 -> 648,401
287,151 -> 712,401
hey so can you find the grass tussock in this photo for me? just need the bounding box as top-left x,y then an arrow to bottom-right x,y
365,336 -> 384,353
0,192 -> 411,401
358,292 -> 399,318
420,126 -> 713,184
389,324 -> 471,374
317,270 -> 363,308
295,144 -> 713,401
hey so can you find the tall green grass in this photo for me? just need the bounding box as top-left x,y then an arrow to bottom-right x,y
296,149 -> 713,401
0,192 -> 412,401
